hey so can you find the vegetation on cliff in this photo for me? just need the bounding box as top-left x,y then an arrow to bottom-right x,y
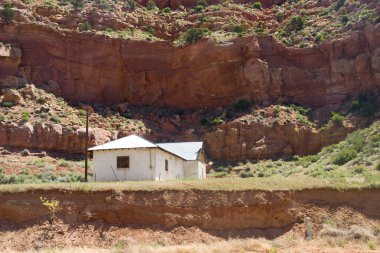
1,0 -> 378,47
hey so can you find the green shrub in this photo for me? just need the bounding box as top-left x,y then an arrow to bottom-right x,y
82,22 -> 91,31
214,166 -> 229,173
50,115 -> 61,123
233,99 -> 252,111
58,159 -> 71,167
331,148 -> 357,165
288,15 -> 305,31
340,14 -> 349,24
127,0 -> 136,10
276,12 -> 284,22
2,101 -> 14,108
287,104 -> 311,117
353,166 -> 365,174
350,93 -> 378,117
239,170 -> 255,178
314,33 -> 326,43
2,2 -> 15,22
37,97 -> 47,104
252,1 -> 262,9
78,109 -> 86,116
211,117 -> 224,125
331,112 -> 344,126
346,131 -> 365,152
194,4 -> 205,12
161,7 -> 171,13
71,0 -> 84,9
20,149 -> 31,156
21,112 -> 30,122
183,28 -> 209,44
212,171 -> 228,178
335,0 -> 346,10
232,25 -> 244,34
147,0 -> 156,10
0,114 -> 4,121
105,27 -> 114,33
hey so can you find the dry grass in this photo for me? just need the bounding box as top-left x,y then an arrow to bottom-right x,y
4,236 -> 379,253
0,174 -> 378,193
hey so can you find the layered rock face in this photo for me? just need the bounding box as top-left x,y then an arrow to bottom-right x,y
204,120 -> 353,160
0,122 -> 115,153
1,23 -> 379,109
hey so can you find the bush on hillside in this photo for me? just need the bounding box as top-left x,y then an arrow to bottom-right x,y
351,93 -> 378,117
252,1 -> 262,9
146,0 -> 156,10
194,4 -> 205,12
82,22 -> 91,31
314,33 -> 327,43
287,104 -> 311,117
2,2 -> 15,22
183,28 -> 209,44
2,101 -> 14,108
127,0 -> 136,10
331,148 -> 357,165
335,0 -> 346,10
288,15 -> 305,31
331,112 -> 344,126
71,0 -> 84,9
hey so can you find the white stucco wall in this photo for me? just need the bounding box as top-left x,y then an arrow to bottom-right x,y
92,148 -> 157,181
184,161 -> 206,179
92,147 -> 205,181
154,149 -> 184,180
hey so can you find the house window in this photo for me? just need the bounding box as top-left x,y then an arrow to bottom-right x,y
117,156 -> 129,169
165,159 -> 168,171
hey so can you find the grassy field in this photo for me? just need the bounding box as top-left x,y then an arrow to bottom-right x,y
0,174 -> 378,193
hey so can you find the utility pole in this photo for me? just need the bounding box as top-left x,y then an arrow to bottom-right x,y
84,108 -> 89,182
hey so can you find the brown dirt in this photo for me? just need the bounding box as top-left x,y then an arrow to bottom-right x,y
0,188 -> 379,251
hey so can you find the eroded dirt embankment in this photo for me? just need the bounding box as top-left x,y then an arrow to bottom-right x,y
0,188 -> 379,230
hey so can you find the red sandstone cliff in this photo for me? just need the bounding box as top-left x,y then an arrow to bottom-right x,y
1,23 -> 379,109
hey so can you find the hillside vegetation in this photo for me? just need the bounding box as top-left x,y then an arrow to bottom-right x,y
1,0 -> 379,47
210,120 -> 380,187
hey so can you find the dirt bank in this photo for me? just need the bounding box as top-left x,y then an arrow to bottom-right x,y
1,188 -> 379,230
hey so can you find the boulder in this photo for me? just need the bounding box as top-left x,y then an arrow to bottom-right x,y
22,84 -> 36,99
2,89 -> 23,104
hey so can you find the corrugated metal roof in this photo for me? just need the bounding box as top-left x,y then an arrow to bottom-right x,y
156,142 -> 203,161
88,134 -> 156,151
89,135 -> 203,161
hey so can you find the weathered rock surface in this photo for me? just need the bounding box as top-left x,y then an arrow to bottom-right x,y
203,120 -> 354,160
1,89 -> 23,105
0,122 -> 115,153
1,23 -> 379,109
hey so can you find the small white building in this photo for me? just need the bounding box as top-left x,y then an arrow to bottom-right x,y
88,135 -> 206,181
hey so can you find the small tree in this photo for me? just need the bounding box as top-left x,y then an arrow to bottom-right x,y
40,197 -> 62,223
252,1 -> 262,9
146,0 -> 156,10
288,15 -> 305,31
127,0 -> 136,10
71,0 -> 85,9
2,2 -> 15,22
183,28 -> 209,44
82,22 -> 92,31
331,112 -> 344,126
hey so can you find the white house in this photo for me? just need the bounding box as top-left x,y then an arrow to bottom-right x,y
88,135 -> 206,181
